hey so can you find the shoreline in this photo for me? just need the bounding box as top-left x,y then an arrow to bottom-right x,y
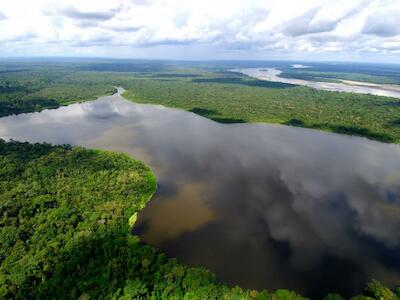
232,67 -> 400,98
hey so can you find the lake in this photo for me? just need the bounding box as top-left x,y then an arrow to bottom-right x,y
1,89 -> 399,298
234,68 -> 400,98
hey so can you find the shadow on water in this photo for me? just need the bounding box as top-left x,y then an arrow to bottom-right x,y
284,118 -> 395,143
192,77 -> 295,89
189,107 -> 246,123
210,117 -> 246,123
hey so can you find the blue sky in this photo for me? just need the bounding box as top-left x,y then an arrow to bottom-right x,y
0,0 -> 399,62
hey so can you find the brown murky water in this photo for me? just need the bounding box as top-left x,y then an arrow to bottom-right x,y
1,90 -> 400,298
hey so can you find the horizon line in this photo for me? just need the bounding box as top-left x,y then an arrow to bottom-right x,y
1,55 -> 400,65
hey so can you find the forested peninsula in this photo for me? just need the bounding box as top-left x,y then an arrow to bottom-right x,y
0,141 -> 398,299
1,60 -> 399,299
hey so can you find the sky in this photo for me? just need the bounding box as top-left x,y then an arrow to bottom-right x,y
0,0 -> 399,62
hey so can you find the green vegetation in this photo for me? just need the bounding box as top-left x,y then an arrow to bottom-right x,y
1,139 -> 308,299
1,60 -> 400,143
279,70 -> 400,85
0,66 -> 116,116
0,139 -> 154,298
122,71 -> 400,143
1,140 -> 398,299
278,63 -> 400,85
0,60 -> 201,117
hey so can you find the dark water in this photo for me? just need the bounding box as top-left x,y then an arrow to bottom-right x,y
1,90 -> 400,298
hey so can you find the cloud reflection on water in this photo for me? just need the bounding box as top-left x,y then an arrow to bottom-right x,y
0,92 -> 399,298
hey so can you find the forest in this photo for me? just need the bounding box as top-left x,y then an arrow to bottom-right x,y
0,64 -> 116,116
1,60 -> 400,143
276,62 -> 400,85
1,60 -> 400,299
122,70 -> 400,143
0,139 -> 398,300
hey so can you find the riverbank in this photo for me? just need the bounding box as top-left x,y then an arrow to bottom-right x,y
233,68 -> 400,98
0,140 -> 310,299
122,73 -> 400,143
1,111 -> 399,299
1,60 -> 400,143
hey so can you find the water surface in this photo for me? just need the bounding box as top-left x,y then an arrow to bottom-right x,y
1,90 -> 400,298
234,68 -> 400,98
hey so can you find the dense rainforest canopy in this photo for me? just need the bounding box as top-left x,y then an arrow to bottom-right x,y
0,140 -> 309,299
0,140 -> 398,299
0,59 -> 400,299
1,60 -> 400,143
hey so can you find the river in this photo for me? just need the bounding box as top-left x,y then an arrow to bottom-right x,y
0,89 -> 399,298
233,68 -> 400,98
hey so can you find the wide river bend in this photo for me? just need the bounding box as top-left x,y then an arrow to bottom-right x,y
0,89 -> 399,298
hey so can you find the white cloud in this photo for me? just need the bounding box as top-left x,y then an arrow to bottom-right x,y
0,0 -> 399,61
362,3 -> 400,37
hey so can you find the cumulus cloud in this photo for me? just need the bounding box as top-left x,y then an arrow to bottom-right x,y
282,0 -> 366,37
282,9 -> 334,37
362,9 -> 400,37
59,6 -> 120,21
0,0 -> 399,60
